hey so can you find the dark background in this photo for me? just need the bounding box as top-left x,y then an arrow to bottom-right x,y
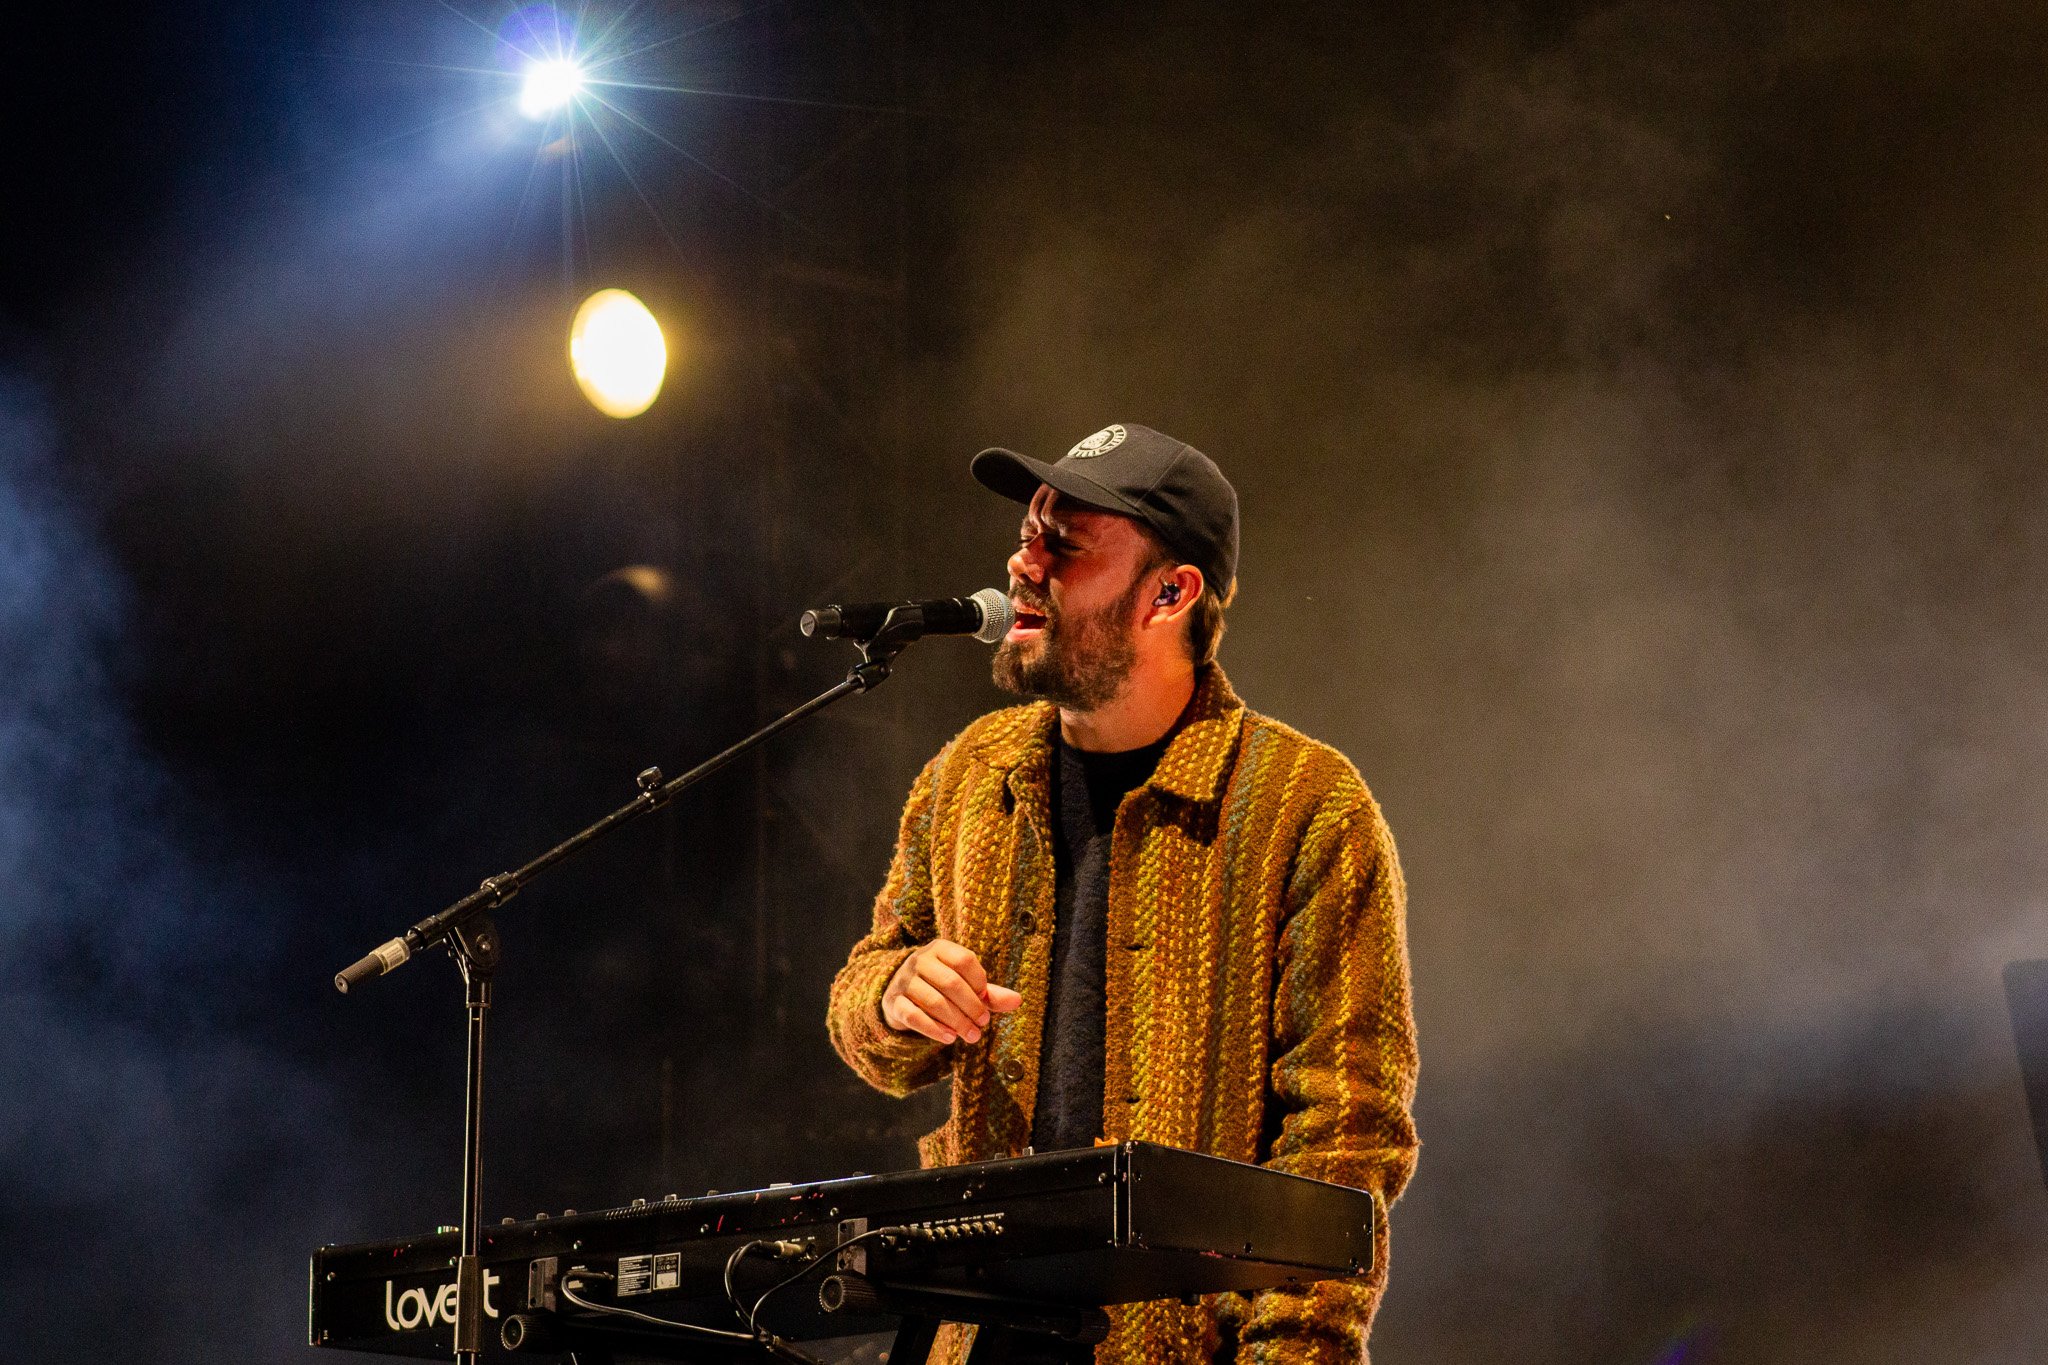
4,2 -> 2048,1361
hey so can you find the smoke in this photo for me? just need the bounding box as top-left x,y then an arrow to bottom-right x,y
0,378 -> 363,1359
907,2 -> 2048,1359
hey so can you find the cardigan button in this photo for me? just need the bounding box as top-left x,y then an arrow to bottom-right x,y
999,1058 -> 1026,1084
1018,911 -> 1038,933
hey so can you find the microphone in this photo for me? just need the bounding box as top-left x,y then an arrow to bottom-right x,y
801,588 -> 1014,644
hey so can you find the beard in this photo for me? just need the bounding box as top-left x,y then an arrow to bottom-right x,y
991,578 -> 1139,712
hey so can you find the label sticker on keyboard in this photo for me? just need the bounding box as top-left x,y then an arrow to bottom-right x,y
617,1253 -> 682,1298
617,1255 -> 653,1297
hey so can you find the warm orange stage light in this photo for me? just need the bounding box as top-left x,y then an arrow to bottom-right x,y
569,289 -> 667,419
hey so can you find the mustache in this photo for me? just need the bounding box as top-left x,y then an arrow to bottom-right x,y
1008,580 -> 1054,617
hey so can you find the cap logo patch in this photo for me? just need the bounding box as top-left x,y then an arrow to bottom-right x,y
1066,424 -> 1127,460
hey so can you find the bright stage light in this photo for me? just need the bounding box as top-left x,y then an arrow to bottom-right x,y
569,289 -> 667,419
518,57 -> 584,119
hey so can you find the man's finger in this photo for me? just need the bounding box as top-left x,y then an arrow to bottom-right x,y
932,941 -> 991,997
889,998 -> 953,1045
922,961 -> 992,1028
908,976 -> 980,1043
984,983 -> 1023,1013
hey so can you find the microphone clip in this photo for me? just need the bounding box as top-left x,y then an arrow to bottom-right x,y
849,609 -> 922,685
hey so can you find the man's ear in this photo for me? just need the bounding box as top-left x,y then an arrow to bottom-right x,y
1143,565 -> 1204,631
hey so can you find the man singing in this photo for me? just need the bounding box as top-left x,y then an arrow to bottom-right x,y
827,423 -> 1418,1365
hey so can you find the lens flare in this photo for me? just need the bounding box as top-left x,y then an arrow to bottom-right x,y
569,289 -> 668,418
518,57 -> 584,119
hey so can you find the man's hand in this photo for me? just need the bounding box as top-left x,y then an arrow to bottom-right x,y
882,939 -> 1023,1044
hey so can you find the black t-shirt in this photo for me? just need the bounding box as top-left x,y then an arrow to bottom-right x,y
1030,730 -> 1169,1152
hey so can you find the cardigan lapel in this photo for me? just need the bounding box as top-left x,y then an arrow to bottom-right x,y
1145,665 -> 1247,807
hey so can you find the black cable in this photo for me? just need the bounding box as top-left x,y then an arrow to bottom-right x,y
562,1257 -> 826,1365
744,1227 -> 903,1333
724,1239 -> 774,1322
558,1268 -> 758,1344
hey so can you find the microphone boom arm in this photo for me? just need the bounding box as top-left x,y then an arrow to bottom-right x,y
333,621 -> 918,995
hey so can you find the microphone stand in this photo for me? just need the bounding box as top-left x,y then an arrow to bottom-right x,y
332,613 -> 931,1365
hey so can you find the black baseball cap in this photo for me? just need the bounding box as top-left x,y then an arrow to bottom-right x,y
970,423 -> 1239,593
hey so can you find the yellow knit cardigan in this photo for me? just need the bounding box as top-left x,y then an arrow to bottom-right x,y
827,666 -> 1418,1365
